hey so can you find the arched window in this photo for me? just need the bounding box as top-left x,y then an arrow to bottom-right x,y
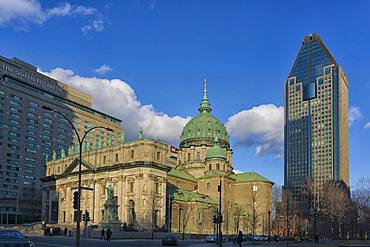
207,182 -> 210,191
216,163 -> 220,170
208,164 -> 212,170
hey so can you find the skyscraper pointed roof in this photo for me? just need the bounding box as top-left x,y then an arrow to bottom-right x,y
288,33 -> 338,85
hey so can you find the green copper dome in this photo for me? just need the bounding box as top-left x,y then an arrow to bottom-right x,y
205,138 -> 227,161
180,79 -> 230,149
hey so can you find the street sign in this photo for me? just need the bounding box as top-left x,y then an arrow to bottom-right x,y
71,186 -> 94,191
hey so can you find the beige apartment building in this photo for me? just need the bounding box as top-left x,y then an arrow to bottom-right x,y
0,55 -> 123,224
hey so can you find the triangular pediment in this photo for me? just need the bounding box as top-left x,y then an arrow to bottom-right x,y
63,158 -> 94,175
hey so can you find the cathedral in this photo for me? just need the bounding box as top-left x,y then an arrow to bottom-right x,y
41,80 -> 273,236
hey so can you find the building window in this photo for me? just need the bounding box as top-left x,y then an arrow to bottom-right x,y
253,185 -> 258,192
115,153 -> 119,162
103,156 -> 106,163
156,151 -> 160,160
216,163 -> 220,170
208,164 -> 212,171
129,181 -> 134,193
187,153 -> 191,161
206,182 -> 210,191
131,150 -> 135,159
155,182 -> 160,194
196,152 -> 200,160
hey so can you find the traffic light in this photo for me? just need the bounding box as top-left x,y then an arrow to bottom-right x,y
218,214 -> 223,223
73,210 -> 81,222
212,215 -> 217,223
85,211 -> 90,221
73,191 -> 79,209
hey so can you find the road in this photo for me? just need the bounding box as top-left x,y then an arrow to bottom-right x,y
27,236 -> 370,247
28,236 -> 206,247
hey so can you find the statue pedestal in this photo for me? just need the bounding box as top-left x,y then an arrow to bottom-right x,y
100,221 -> 121,231
100,187 -> 121,231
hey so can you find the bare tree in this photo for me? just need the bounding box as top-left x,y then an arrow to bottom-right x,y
178,202 -> 192,240
351,177 -> 370,240
245,184 -> 260,237
272,185 -> 282,220
233,204 -> 244,235
320,181 -> 352,239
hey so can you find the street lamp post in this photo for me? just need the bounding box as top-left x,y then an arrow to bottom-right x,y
42,106 -> 113,247
268,210 -> 271,241
218,178 -> 222,247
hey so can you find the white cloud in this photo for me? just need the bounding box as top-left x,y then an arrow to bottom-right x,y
94,64 -> 113,74
0,0 -> 103,32
226,104 -> 284,157
40,68 -> 191,145
349,106 -> 362,127
0,0 -> 46,29
365,122 -> 370,129
81,20 -> 105,34
47,3 -> 96,17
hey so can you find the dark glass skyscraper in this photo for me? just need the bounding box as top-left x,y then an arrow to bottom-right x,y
284,33 -> 349,203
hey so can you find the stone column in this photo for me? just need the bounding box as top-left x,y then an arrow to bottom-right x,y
66,186 -> 72,224
41,190 -> 47,222
94,182 -> 100,224
89,182 -> 94,221
161,179 -> 166,226
117,178 -> 123,222
48,190 -> 53,223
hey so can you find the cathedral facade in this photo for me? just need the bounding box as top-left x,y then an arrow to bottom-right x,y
42,81 -> 273,236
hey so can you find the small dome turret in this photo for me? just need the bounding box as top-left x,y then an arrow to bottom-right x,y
205,137 -> 227,161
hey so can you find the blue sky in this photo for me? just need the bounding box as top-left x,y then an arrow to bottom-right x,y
1,0 -> 369,187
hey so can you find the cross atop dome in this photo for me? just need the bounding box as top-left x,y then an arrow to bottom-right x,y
198,78 -> 212,113
203,78 -> 207,100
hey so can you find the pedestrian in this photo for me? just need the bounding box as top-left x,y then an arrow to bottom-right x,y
64,227 -> 68,237
237,230 -> 243,247
106,228 -> 112,241
100,228 -> 105,240
314,234 -> 319,245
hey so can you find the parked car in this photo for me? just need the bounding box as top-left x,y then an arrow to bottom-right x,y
253,235 -> 268,241
243,234 -> 253,241
205,234 -> 226,243
0,230 -> 35,247
162,233 -> 177,246
205,234 -> 217,243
